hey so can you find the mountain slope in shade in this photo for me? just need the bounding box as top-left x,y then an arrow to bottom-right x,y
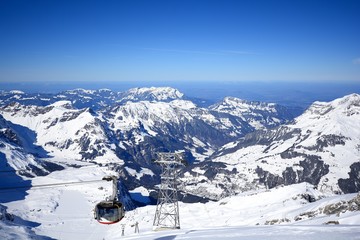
0,114 -> 64,180
180,93 -> 360,200
0,101 -> 121,164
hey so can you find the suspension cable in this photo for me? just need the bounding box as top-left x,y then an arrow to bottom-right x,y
0,179 -> 105,191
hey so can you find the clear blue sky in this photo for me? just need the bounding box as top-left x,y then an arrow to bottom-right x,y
0,0 -> 359,83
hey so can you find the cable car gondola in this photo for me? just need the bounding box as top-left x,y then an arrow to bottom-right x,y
94,200 -> 124,224
94,176 -> 125,224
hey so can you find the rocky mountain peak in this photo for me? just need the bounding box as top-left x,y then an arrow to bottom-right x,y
303,93 -> 360,116
210,96 -> 293,130
121,87 -> 184,102
49,100 -> 73,109
295,93 -> 360,136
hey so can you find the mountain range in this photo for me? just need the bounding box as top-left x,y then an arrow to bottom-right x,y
1,86 -> 360,239
0,87 -> 359,203
180,93 -> 360,200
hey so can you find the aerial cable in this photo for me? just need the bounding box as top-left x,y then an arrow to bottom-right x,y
0,179 -> 105,191
0,160 -> 100,173
0,163 -> 98,174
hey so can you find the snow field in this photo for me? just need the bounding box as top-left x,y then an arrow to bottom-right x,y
2,164 -> 360,239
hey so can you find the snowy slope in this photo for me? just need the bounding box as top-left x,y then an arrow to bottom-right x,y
119,183 -> 360,239
107,99 -> 251,158
119,225 -> 360,240
0,101 -> 121,164
210,97 -> 293,130
180,93 -> 360,199
0,114 -> 65,181
2,171 -> 360,240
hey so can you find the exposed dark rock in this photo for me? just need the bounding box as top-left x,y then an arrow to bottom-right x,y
0,128 -> 20,145
178,191 -> 211,203
325,220 -> 340,225
283,157 -> 329,186
41,161 -> 65,172
305,134 -> 348,152
338,162 -> 360,193
256,167 -> 284,189
265,218 -> 290,225
255,155 -> 329,190
213,127 -> 301,158
301,193 -> 317,203
294,194 -> 360,222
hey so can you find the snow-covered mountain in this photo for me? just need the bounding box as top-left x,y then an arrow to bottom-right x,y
107,99 -> 252,159
118,87 -> 184,103
0,114 -> 63,180
1,87 -> 295,193
210,97 -> 293,130
0,88 -> 121,110
180,93 -> 360,200
102,89 -> 294,191
56,88 -> 121,110
1,88 -> 360,239
2,87 -> 359,201
0,101 -> 120,164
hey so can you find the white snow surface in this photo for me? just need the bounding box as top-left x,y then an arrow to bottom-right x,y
1,164 -> 360,240
125,167 -> 155,180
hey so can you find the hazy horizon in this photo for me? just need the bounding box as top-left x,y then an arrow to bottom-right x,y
2,80 -> 360,110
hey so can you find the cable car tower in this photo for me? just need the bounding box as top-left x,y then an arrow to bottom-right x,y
153,152 -> 185,230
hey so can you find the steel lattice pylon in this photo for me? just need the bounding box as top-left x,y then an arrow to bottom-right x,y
153,152 -> 184,230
